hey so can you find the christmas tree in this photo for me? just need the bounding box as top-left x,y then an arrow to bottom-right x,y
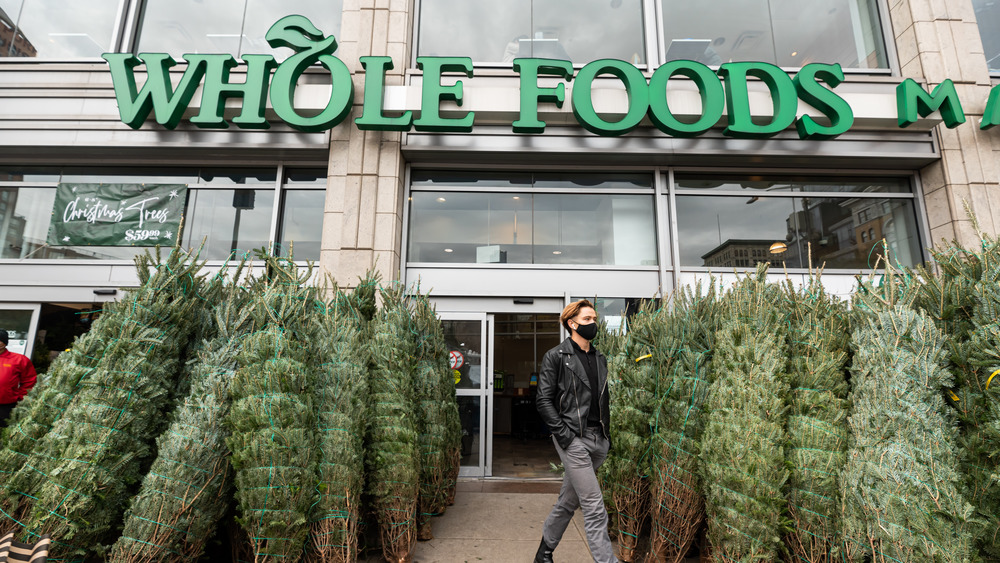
307,282 -> 370,562
109,264 -> 252,563
411,294 -> 458,540
782,275 -> 850,562
841,268 -> 974,561
366,284 -> 419,563
700,266 -> 791,561
0,248 -> 209,560
601,301 -> 660,562
226,256 -> 321,562
646,281 -> 718,563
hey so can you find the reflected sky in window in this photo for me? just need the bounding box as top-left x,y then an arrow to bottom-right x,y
1,0 -> 119,57
419,0 -> 645,64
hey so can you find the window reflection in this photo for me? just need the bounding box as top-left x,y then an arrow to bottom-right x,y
408,191 -> 657,266
675,176 -> 909,194
278,189 -> 324,260
1,0 -> 119,58
661,0 -> 888,68
418,0 -> 645,64
137,0 -> 343,58
181,188 -> 275,260
675,195 -> 921,269
974,0 -> 1000,71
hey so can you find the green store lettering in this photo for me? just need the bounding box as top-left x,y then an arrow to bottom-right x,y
104,15 -> 980,139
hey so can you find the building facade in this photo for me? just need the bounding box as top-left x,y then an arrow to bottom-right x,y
1,0 -> 999,476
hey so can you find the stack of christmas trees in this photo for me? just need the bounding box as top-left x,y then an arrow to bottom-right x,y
0,248 -> 210,561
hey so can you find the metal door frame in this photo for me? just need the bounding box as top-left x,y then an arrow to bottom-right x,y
439,311 -> 494,478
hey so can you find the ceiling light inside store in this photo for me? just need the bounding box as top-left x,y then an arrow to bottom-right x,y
791,51 -> 798,57
444,248 -> 453,252
552,250 -> 562,255
513,196 -> 520,199
436,197 -> 446,202
769,242 -> 787,254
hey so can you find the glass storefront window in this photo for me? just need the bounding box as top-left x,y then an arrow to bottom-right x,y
675,195 -> 922,270
974,0 -> 1000,72
278,189 -> 324,260
408,191 -> 656,266
661,0 -> 888,68
0,0 -> 120,58
136,0 -> 343,58
181,188 -> 275,260
418,0 -> 646,64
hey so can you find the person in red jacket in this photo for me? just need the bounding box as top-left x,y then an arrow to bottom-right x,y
0,330 -> 37,428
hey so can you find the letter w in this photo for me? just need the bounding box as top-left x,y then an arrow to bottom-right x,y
103,53 -> 209,129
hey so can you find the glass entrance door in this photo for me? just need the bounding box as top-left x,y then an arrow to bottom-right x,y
440,312 -> 494,477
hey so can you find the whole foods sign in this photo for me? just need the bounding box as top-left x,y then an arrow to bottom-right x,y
104,15 -> 984,139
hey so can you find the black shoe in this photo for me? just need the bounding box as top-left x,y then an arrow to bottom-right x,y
534,538 -> 554,563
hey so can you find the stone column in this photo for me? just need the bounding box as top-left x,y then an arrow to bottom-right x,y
321,0 -> 411,287
891,0 -> 1000,247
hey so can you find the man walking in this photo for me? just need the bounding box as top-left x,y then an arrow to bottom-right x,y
0,330 -> 37,428
534,300 -> 616,563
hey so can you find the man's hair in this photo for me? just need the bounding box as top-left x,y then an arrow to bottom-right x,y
561,299 -> 595,332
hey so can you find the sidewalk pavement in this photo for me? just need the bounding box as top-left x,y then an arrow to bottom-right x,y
407,479 -> 593,563
362,479 -> 702,563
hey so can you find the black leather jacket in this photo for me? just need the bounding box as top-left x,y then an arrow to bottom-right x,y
536,337 -> 610,450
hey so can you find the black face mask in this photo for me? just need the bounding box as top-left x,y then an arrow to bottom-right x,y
574,322 -> 599,341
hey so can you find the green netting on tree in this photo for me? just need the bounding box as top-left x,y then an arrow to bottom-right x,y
227,266 -> 321,562
913,226 -> 1000,561
109,269 -> 252,563
306,282 -> 370,563
410,294 -> 456,541
782,277 -> 850,562
841,271 -> 974,562
599,301 -> 660,562
366,284 -> 419,563
700,267 -> 791,562
0,248 -> 209,561
0,326 -> 109,480
647,281 -> 718,563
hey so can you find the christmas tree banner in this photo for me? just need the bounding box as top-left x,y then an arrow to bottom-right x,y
47,183 -> 187,246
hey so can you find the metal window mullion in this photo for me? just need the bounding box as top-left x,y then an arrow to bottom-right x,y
876,0 -> 901,75
909,172 -> 933,263
120,0 -> 144,54
653,0 -> 666,65
268,163 -> 284,255
653,166 -> 669,297
400,164 -> 413,274
667,167 -> 681,293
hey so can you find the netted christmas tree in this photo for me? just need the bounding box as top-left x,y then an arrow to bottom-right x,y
782,275 -> 850,562
0,248 -> 208,560
600,301 -> 660,562
410,294 -> 460,541
0,324 -> 107,479
366,283 -> 419,563
912,224 -> 1000,561
700,266 -> 791,561
840,268 -> 974,562
306,281 -> 370,563
646,281 -> 718,563
226,256 -> 321,562
108,264 -> 252,563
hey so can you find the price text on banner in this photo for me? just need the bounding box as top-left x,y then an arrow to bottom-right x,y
47,183 -> 187,246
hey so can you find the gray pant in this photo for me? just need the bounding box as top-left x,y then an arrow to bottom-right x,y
542,426 -> 617,563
